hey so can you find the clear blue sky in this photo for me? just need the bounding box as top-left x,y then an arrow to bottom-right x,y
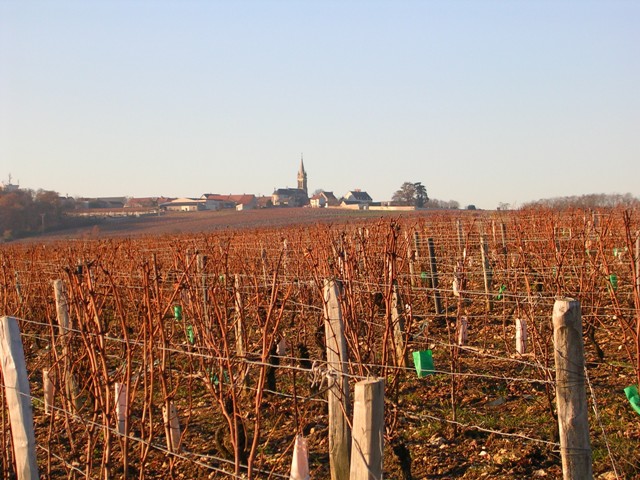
1,1 -> 638,209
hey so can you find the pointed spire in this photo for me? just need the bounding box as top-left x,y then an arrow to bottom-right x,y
297,154 -> 308,194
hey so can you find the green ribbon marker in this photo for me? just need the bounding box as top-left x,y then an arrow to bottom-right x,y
173,305 -> 183,321
624,385 -> 640,415
412,350 -> 434,377
213,371 -> 230,386
187,325 -> 195,344
496,284 -> 506,300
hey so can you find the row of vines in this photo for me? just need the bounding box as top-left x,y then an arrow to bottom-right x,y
0,207 -> 639,479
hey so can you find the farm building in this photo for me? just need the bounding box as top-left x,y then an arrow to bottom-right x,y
310,191 -> 339,208
201,194 -> 257,211
160,198 -> 205,212
341,190 -> 373,209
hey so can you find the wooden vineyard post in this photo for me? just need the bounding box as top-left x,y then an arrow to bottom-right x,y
349,378 -> 384,480
480,235 -> 493,311
43,369 -> 53,414
163,401 -> 181,453
323,279 -> 351,480
260,243 -> 268,285
413,231 -> 422,264
406,231 -> 416,288
197,254 -> 209,323
283,238 -> 289,278
234,274 -> 246,358
636,235 -> 639,299
457,316 -> 468,346
552,299 -> 593,480
635,234 -> 640,390
492,219 -> 497,245
15,271 -> 22,303
427,238 -> 442,315
115,382 -> 127,435
501,222 -> 508,257
233,274 -> 249,387
391,284 -> 406,367
0,316 -> 40,480
53,279 -> 78,411
456,220 -> 464,255
515,318 -> 527,354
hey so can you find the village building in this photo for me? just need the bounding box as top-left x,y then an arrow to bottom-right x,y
0,175 -> 19,192
75,197 -> 128,209
310,191 -> 339,208
160,197 -> 205,212
125,197 -> 161,208
272,157 -> 309,207
340,190 -> 373,209
253,196 -> 271,208
201,194 -> 257,211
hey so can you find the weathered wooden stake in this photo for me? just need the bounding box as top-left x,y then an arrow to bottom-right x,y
427,238 -> 442,314
456,220 -> 464,255
283,238 -> 289,277
480,236 -> 493,311
492,219 -> 497,244
15,271 -> 22,302
324,279 -> 351,480
197,254 -> 209,322
501,222 -> 507,257
162,401 -> 181,453
457,317 -> 468,346
53,279 -> 79,411
413,231 -> 422,260
260,243 -> 268,285
552,299 -> 593,480
43,369 -> 53,415
234,275 -> 246,358
115,382 -> 127,435
636,235 -> 639,299
405,231 -> 416,288
349,378 -> 385,480
391,284 -> 406,367
0,316 -> 40,479
515,318 -> 527,354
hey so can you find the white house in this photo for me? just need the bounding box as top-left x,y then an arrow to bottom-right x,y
310,191 -> 339,208
342,190 -> 373,207
160,198 -> 206,212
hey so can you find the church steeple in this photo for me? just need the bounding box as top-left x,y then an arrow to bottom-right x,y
297,154 -> 307,195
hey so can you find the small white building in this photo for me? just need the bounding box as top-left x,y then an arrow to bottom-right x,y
201,194 -> 257,210
340,190 -> 373,209
160,198 -> 206,212
310,191 -> 339,208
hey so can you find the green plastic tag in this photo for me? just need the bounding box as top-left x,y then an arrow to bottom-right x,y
625,385 -> 640,415
413,350 -> 434,377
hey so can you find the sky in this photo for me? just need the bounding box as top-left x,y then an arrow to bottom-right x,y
1,1 -> 638,210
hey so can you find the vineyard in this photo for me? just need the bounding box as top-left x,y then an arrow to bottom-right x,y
1,207 -> 639,479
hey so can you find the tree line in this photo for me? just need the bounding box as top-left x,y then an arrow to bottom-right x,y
0,189 -> 74,240
521,193 -> 639,210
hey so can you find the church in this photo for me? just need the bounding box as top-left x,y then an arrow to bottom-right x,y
272,157 -> 309,207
